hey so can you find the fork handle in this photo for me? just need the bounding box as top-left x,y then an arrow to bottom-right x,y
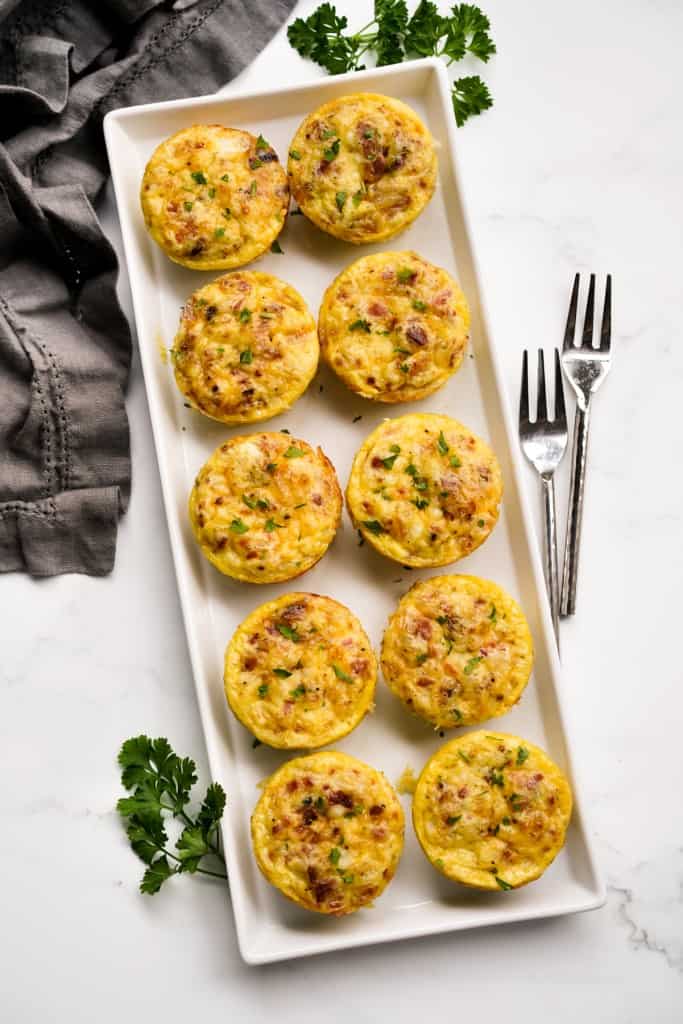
541,474 -> 560,653
561,401 -> 592,616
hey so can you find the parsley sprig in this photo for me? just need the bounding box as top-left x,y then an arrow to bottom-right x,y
117,736 -> 227,894
288,2 -> 495,127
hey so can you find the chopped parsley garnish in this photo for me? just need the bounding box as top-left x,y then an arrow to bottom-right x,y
270,239 -> 284,254
332,663 -> 353,683
289,684 -> 306,699
335,190 -> 347,211
489,605 -> 497,622
266,462 -> 277,474
284,446 -> 305,458
412,299 -> 427,311
446,815 -> 461,826
289,149 -> 302,160
352,190 -> 363,206
208,187 -> 216,199
399,362 -> 409,373
477,518 -> 485,527
249,157 -> 263,169
229,518 -> 248,534
249,180 -> 257,195
264,519 -> 282,532
239,308 -> 252,322
294,502 -> 307,509
256,498 -> 270,510
349,318 -> 371,332
394,346 -> 411,354
223,208 -> 231,218
458,751 -> 471,764
382,451 -> 400,470
239,349 -> 253,364
256,134 -> 270,150
363,519 -> 384,535
258,683 -> 269,697
191,171 -> 207,185
277,623 -> 300,642
416,652 -> 428,665
412,498 -> 429,510
183,201 -> 193,212
496,876 -> 513,891
273,668 -> 292,678
214,227 -> 225,239
453,708 -> 463,721
450,454 -> 462,468
490,769 -> 504,787
516,746 -> 529,766
437,431 -> 449,455
464,655 -> 482,675
502,816 -> 511,826
405,463 -> 418,477
341,873 -> 354,884
322,138 -> 340,161
329,847 -> 341,865
221,173 -> 230,182
242,494 -> 257,509
396,267 -> 416,283
321,128 -> 336,139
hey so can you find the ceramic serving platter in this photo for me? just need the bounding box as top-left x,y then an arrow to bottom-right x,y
104,58 -> 604,964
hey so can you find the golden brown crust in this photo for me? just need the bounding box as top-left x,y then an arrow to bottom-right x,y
189,433 -> 342,583
346,413 -> 503,567
319,251 -> 470,402
287,93 -> 436,243
171,272 -> 318,424
224,593 -> 376,748
251,751 -> 404,915
381,575 -> 533,728
140,124 -> 288,269
413,732 -> 573,890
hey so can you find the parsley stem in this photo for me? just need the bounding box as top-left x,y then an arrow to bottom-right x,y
195,866 -> 228,880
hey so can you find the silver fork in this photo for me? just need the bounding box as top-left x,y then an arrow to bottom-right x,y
519,349 -> 568,651
560,274 -> 612,616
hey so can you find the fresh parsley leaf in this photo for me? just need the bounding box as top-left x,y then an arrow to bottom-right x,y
332,663 -> 353,683
264,518 -> 282,532
404,0 -> 445,56
140,856 -> 174,894
446,815 -> 462,826
349,318 -> 371,332
273,668 -> 292,678
464,655 -> 482,675
329,846 -> 341,865
437,430 -> 449,455
323,138 -> 341,161
412,299 -> 427,311
277,623 -> 301,642
183,201 -> 193,212
382,452 -> 399,469
258,683 -> 269,697
191,171 -> 207,185
516,746 -> 529,766
450,454 -> 462,468
335,190 -> 347,211
397,266 -> 416,282
284,445 -> 305,458
289,149 -> 302,160
230,518 -> 248,534
239,349 -> 253,364
416,652 -> 428,665
451,75 -> 493,127
239,308 -> 252,323
363,519 -> 384,535
287,4 -> 359,75
374,0 -> 409,67
256,134 -> 270,150
289,684 -> 306,699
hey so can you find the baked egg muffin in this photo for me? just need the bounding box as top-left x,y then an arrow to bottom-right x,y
381,575 -> 533,729
287,93 -> 437,243
412,731 -> 572,891
171,271 -> 318,424
189,433 -> 342,583
346,413 -> 502,567
251,751 -> 404,915
224,593 -> 376,748
319,251 -> 470,403
140,124 -> 288,269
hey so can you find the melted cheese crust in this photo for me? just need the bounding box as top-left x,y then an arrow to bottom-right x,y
172,272 -> 318,424
225,593 -> 376,748
140,125 -> 288,270
251,751 -> 404,915
319,251 -> 470,402
189,433 -> 342,583
381,575 -> 533,728
413,732 -> 572,890
346,413 -> 503,567
287,93 -> 436,244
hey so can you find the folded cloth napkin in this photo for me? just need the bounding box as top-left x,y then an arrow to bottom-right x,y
0,0 -> 296,576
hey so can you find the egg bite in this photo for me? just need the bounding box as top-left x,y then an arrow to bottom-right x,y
251,751 -> 404,915
319,251 -> 470,403
140,124 -> 288,270
171,272 -> 318,424
381,575 -> 533,729
412,732 -> 573,890
346,413 -> 502,567
287,93 -> 437,244
224,593 -> 376,748
189,433 -> 342,583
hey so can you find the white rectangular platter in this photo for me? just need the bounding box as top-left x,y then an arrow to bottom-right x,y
104,58 -> 604,964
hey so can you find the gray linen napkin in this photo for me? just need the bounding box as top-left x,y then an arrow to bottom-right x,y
0,0 -> 296,576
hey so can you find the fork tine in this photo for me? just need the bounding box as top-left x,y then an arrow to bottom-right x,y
553,348 -> 567,426
581,273 -> 596,349
519,349 -> 530,424
536,349 -> 547,421
563,274 -> 580,351
600,274 -> 612,352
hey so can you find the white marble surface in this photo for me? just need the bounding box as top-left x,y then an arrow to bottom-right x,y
2,0 -> 682,1019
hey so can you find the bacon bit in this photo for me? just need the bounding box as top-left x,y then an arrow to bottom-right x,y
328,790 -> 353,808
413,618 -> 432,640
243,656 -> 257,671
502,848 -> 512,860
371,456 -> 384,468
433,288 -> 453,309
301,806 -> 318,825
351,658 -> 367,674
416,677 -> 432,688
371,826 -> 386,840
286,779 -> 299,793
368,300 -> 388,317
457,786 -> 468,798
534,773 -> 544,781
313,879 -> 336,903
245,551 -> 257,560
369,804 -> 384,817
303,776 -> 313,788
282,601 -> 307,620
307,865 -> 317,882
405,323 -> 428,346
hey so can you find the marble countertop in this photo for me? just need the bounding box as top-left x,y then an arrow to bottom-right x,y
2,1 -> 681,1019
